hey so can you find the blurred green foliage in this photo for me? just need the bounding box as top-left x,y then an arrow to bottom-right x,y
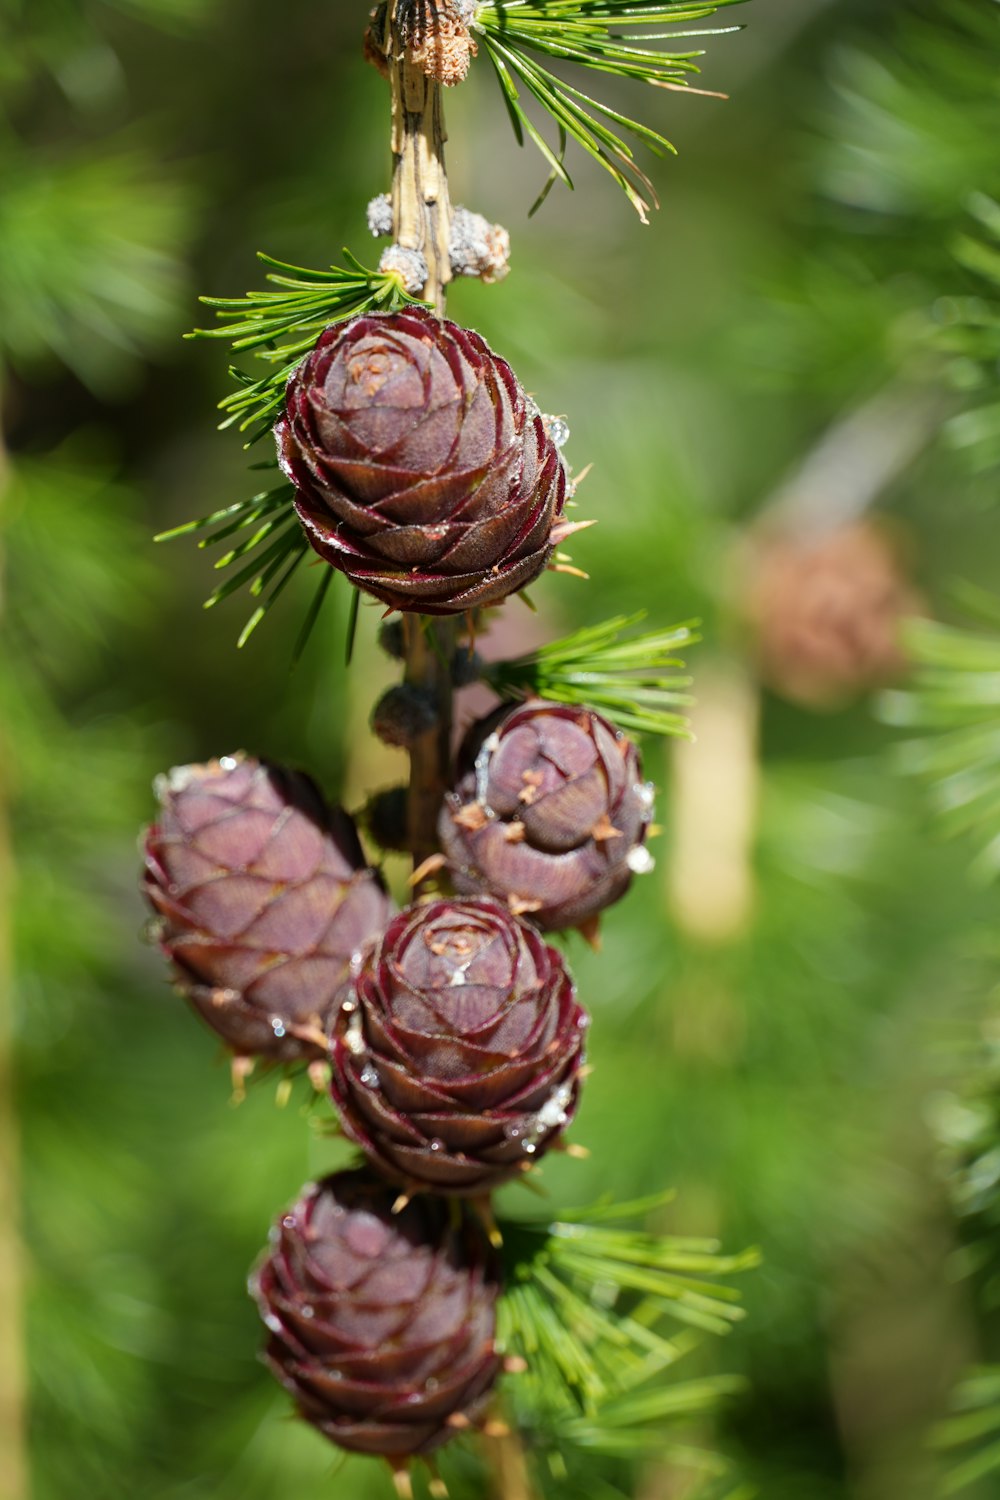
5,1 -> 1000,1499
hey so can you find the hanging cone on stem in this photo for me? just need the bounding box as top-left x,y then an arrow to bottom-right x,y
142,754 -> 394,1063
330,896 -> 589,1192
439,700 -> 656,932
277,308 -> 568,616
250,1168 -> 502,1460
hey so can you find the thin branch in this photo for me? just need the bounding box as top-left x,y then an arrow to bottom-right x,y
385,1 -> 458,874
385,3 -> 453,313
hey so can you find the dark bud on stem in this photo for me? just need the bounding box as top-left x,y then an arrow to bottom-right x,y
363,786 -> 411,854
439,701 -> 655,932
330,897 -> 589,1193
450,644 -> 485,688
142,754 -> 394,1061
250,1169 -> 501,1459
372,684 -> 441,749
277,309 -> 567,616
378,618 -> 407,661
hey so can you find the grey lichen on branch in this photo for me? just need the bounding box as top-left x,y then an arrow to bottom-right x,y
370,193 -> 511,285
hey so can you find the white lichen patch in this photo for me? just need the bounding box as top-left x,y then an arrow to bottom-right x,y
367,192 -> 392,238
379,244 -> 429,294
450,206 -> 510,284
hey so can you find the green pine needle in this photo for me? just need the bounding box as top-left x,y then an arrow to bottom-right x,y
887,203 -> 1000,860
343,586 -> 362,667
497,1192 -> 758,1455
882,608 -> 1000,880
473,1 -> 749,218
164,247 -> 418,645
188,249 -> 425,443
933,194 -> 1000,477
486,612 -> 699,736
293,569 -> 337,667
155,482 -> 337,652
932,1367 -> 1000,1494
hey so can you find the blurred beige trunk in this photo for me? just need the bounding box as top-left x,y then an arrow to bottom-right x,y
668,660 -> 760,944
484,1426 -> 537,1500
828,1110 -> 970,1500
638,1446 -> 716,1500
0,429 -> 27,1499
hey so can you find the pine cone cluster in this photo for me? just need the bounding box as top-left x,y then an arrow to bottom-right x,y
141,303 -> 659,1478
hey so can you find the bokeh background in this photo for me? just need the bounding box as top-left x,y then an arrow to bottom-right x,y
4,0 -> 1000,1497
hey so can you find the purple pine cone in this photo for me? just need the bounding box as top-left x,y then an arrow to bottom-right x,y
250,1169 -> 501,1458
143,754 -> 393,1061
439,701 -> 655,932
276,308 -> 567,615
330,897 -> 589,1193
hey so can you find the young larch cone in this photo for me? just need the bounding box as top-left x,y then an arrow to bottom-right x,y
142,754 -> 394,1061
744,521 -> 920,707
276,308 -> 568,615
404,0 -> 478,88
250,1169 -> 501,1458
329,897 -> 589,1192
439,701 -> 655,932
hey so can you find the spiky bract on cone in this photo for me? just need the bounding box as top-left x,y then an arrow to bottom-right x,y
439,700 -> 654,932
330,897 -> 588,1192
250,1169 -> 501,1458
276,308 -> 567,615
143,754 -> 393,1061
